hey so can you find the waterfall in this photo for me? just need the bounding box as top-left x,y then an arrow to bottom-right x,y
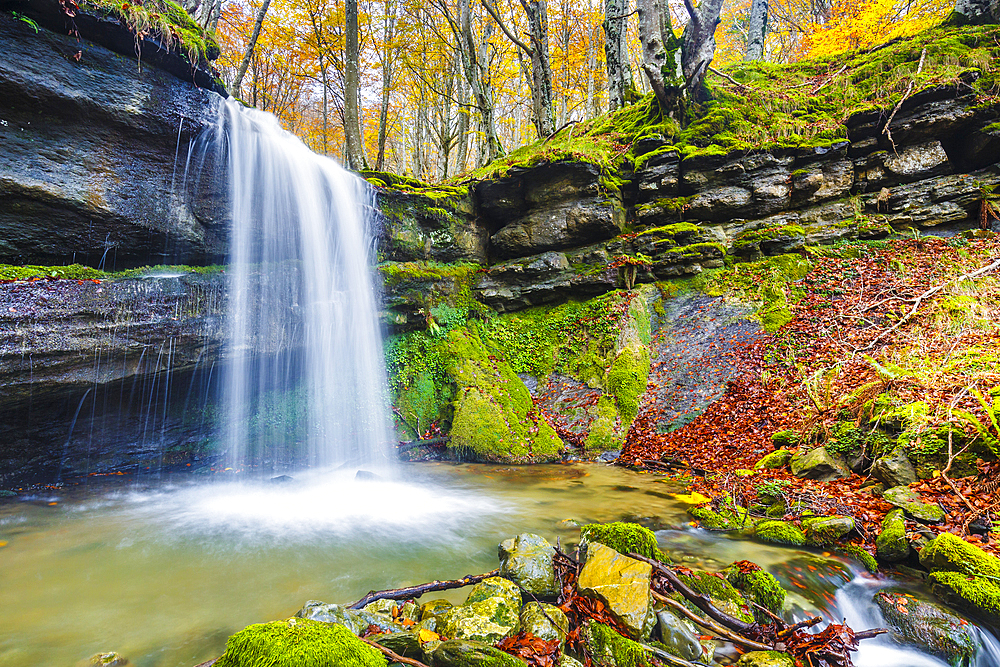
204,98 -> 392,471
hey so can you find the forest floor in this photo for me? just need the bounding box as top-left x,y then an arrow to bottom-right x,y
620,234 -> 1000,559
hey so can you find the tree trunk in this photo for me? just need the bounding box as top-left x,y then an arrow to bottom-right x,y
455,56 -> 470,174
376,0 -> 398,171
603,0 -> 630,111
744,0 -> 767,61
636,0 -> 682,114
680,0 -> 725,102
952,0 -> 1000,23
458,0 -> 502,163
179,0 -> 222,31
344,0 -> 368,170
520,0 -> 555,137
231,0 -> 272,96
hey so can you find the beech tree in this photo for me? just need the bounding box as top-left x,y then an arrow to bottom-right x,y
604,0 -> 632,110
344,0 -> 368,170
744,0 -> 767,60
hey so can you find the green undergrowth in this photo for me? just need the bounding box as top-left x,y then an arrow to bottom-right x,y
700,253 -> 812,333
0,263 -> 224,281
81,0 -> 219,62
363,170 -> 470,200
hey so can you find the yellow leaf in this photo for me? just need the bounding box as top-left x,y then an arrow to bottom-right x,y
932,470 -> 941,478
672,491 -> 711,505
418,629 -> 440,643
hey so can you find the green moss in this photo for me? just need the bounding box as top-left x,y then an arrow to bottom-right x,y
214,618 -> 387,667
82,0 -> 219,62
447,329 -> 562,463
678,571 -> 754,624
754,449 -> 793,469
585,620 -> 653,667
581,522 -> 667,562
928,571 -> 1000,618
876,509 -> 909,562
771,430 -> 801,448
633,146 -> 680,172
584,396 -> 621,454
606,344 -> 651,427
755,520 -> 807,546
919,532 -> 1000,578
725,565 -> 786,617
839,545 -> 879,574
826,421 -> 891,460
0,263 -> 224,281
689,498 -> 756,532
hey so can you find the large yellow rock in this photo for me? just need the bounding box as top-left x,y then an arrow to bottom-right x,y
577,543 -> 653,637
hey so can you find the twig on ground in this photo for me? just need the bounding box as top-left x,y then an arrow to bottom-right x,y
348,570 -> 499,609
361,637 -> 430,667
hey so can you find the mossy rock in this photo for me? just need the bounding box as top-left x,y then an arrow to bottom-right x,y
446,329 -> 563,464
927,571 -> 1000,627
581,619 -> 653,667
688,499 -> 755,533
581,521 -> 667,562
421,599 -> 455,621
875,509 -> 910,563
214,617 -> 388,667
372,632 -> 422,659
499,533 -> 559,597
606,342 -> 651,427
754,449 -> 793,469
438,595 -> 520,645
790,447 -> 850,481
736,651 -> 796,667
874,589 -> 977,666
883,486 -> 946,524
724,564 -> 786,618
802,515 -> 855,546
838,545 -> 879,574
736,651 -> 795,667
755,520 -> 807,546
577,543 -> 654,637
465,576 -> 523,607
918,532 -> 1000,578
677,570 -> 754,625
425,639 -> 528,667
771,430 -> 800,448
520,602 -> 569,646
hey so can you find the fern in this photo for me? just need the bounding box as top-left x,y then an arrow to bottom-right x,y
954,386 -> 1000,458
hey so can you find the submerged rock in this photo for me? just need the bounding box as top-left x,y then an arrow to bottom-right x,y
86,653 -> 129,666
577,543 -> 653,637
656,608 -> 703,661
874,589 -> 977,667
499,533 -> 559,597
755,520 -> 807,546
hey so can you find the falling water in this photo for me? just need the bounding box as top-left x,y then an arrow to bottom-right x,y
205,99 -> 393,471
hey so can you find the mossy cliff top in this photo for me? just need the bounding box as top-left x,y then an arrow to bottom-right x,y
438,23 -> 1000,181
0,263 -> 224,282
78,0 -> 220,63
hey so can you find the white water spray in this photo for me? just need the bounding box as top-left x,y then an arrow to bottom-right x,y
208,99 -> 392,471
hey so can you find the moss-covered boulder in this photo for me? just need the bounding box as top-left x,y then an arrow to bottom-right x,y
790,447 -> 850,480
724,563 -> 786,618
580,619 -> 653,667
499,533 -> 559,597
755,520 -> 807,546
420,599 -> 454,621
871,448 -> 918,488
577,543 -> 654,637
372,632 -> 422,659
580,522 -> 666,562
438,596 -> 520,645
520,602 -> 569,646
736,651 -> 796,667
446,329 -> 563,463
883,486 -> 946,523
214,617 -> 388,667
754,449 -> 793,469
655,608 -> 703,661
918,532 -> 1000,578
875,509 -> 910,562
874,589 -> 977,667
295,601 -> 368,635
677,570 -> 754,624
802,515 -> 855,546
838,545 -> 879,574
425,639 -> 528,667
466,576 -> 523,607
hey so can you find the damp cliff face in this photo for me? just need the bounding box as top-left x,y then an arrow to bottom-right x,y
0,11 -> 228,268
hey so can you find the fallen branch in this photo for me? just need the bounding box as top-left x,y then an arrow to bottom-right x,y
361,637 -> 430,667
630,553 -> 755,634
855,256 -> 1000,354
708,66 -> 749,90
638,639 -> 704,667
348,570 -> 499,609
812,64 -> 849,94
651,590 -> 774,652
882,48 -> 926,152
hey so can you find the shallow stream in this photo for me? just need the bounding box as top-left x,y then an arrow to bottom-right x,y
0,463 -> 996,667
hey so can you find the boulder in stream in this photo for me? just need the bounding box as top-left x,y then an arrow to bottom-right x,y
425,638 -> 527,667
520,602 -> 569,646
876,509 -> 911,562
499,533 -> 559,597
874,589 -> 977,667
213,617 -> 387,667
577,542 -> 654,638
802,515 -> 855,546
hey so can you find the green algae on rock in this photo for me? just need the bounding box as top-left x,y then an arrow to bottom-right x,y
883,486 -> 946,523
426,639 -> 529,667
724,564 -> 786,618
581,619 -> 653,667
876,509 -> 910,563
755,520 -> 807,547
214,617 -> 387,667
499,533 -> 559,597
735,651 -> 796,667
802,515 -> 856,546
754,449 -> 793,469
